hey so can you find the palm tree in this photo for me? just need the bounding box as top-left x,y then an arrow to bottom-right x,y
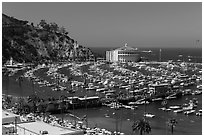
168,118 -> 177,134
161,99 -> 168,134
114,93 -> 119,135
132,118 -> 151,135
58,95 -> 66,123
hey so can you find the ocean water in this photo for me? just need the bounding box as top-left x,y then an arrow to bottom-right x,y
90,47 -> 202,63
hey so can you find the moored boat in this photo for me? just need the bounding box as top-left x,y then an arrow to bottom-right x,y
169,105 -> 181,109
144,113 -> 155,118
184,110 -> 195,115
173,109 -> 183,113
104,114 -> 110,118
196,109 -> 202,116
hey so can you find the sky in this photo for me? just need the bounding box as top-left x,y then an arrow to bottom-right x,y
2,2 -> 202,48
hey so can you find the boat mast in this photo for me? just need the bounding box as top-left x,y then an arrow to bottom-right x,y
159,49 -> 162,62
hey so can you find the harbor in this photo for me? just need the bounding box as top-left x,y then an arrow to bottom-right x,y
2,2 -> 202,135
2,60 -> 202,135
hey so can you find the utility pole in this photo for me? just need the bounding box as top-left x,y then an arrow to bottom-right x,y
15,116 -> 17,134
71,87 -> 76,128
144,91 -> 147,135
83,73 -> 88,128
56,74 -> 64,124
85,95 -> 88,128
161,98 -> 168,134
120,105 -> 123,133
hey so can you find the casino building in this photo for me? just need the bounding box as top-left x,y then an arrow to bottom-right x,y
106,43 -> 141,62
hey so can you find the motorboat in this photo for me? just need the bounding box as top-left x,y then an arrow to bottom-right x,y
165,108 -> 172,111
184,110 -> 195,115
169,106 -> 181,110
173,109 -> 183,113
104,114 -> 110,118
122,105 -> 135,110
194,90 -> 202,95
183,106 -> 193,111
144,113 -> 155,118
196,109 -> 202,116
166,96 -> 177,100
152,98 -> 163,101
135,101 -> 150,105
158,107 -> 166,111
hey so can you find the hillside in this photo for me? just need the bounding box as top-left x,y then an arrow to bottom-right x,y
2,14 -> 95,64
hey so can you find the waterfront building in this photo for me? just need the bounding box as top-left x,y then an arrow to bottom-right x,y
106,43 -> 141,62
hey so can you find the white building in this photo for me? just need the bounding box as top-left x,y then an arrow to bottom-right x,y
2,110 -> 21,135
2,110 -> 84,135
106,43 -> 141,62
16,121 -> 84,135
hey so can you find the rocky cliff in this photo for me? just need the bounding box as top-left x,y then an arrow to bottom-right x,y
2,14 -> 95,64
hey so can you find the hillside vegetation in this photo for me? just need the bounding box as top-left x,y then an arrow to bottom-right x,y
2,14 -> 95,64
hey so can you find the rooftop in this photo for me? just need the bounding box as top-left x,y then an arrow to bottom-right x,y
17,121 -> 84,135
2,110 -> 21,124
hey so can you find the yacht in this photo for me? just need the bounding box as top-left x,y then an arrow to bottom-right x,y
152,98 -> 163,101
169,106 -> 181,110
184,110 -> 195,115
104,114 -> 110,118
144,113 -> 155,118
173,109 -> 183,113
196,110 -> 202,116
183,106 -> 193,111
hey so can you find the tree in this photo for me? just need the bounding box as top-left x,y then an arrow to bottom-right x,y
38,20 -> 46,27
59,26 -> 68,35
27,94 -> 39,114
132,118 -> 151,135
38,20 -> 49,30
168,118 -> 177,134
58,96 -> 66,124
49,22 -> 59,33
15,97 -> 26,115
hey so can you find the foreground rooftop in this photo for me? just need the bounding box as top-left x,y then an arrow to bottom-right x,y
17,121 -> 84,135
